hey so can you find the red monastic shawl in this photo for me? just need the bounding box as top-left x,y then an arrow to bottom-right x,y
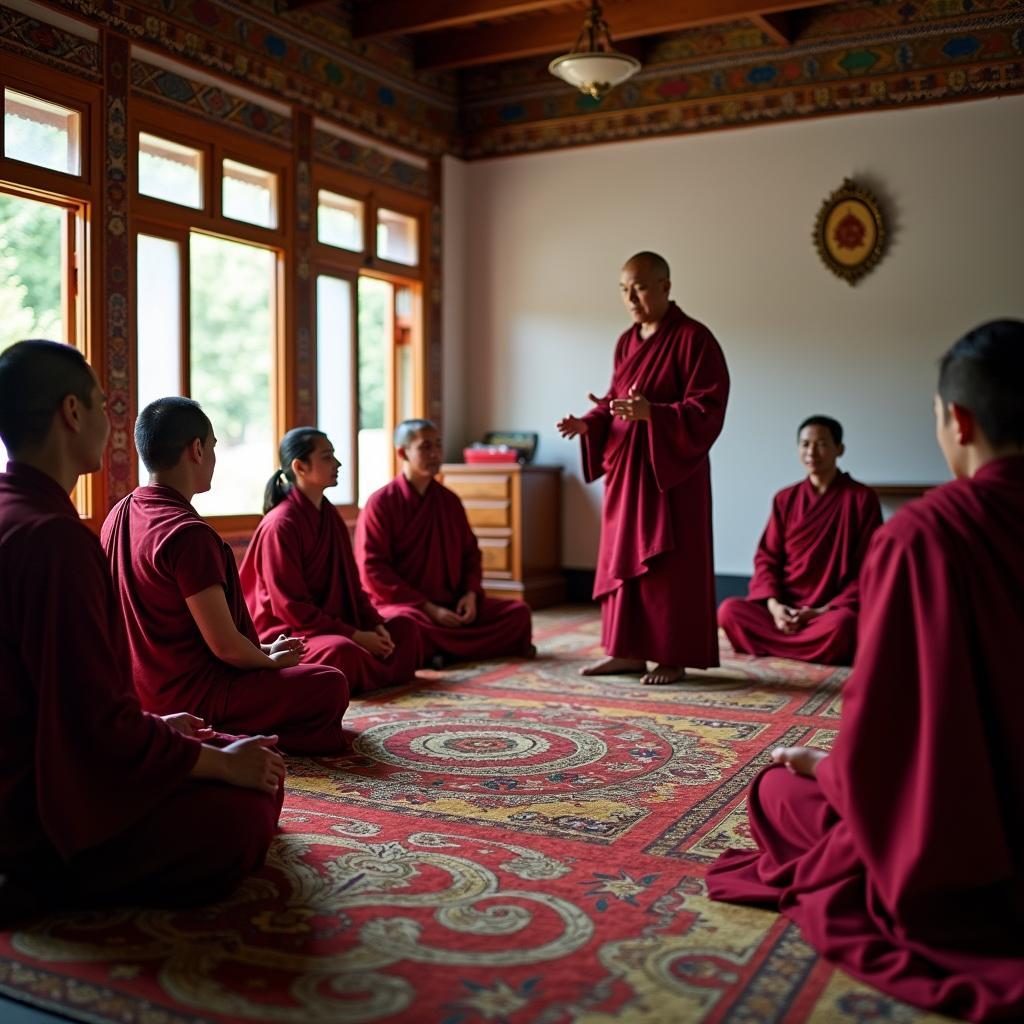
708,456 -> 1024,1020
747,472 -> 883,610
241,486 -> 382,641
0,463 -> 199,864
356,474 -> 483,608
581,303 -> 729,599
101,484 -> 261,715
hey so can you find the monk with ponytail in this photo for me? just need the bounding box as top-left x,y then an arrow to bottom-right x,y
241,428 -> 424,694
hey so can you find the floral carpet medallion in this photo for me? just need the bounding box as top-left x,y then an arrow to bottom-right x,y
0,608 -> 957,1024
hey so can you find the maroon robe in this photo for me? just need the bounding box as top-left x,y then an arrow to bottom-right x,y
240,486 -> 423,694
581,302 -> 729,667
356,475 -> 532,662
101,485 -> 349,755
707,456 -> 1024,1021
718,472 -> 882,664
0,462 -> 281,918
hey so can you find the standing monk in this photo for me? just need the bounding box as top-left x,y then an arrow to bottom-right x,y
557,252 -> 729,685
102,398 -> 349,755
356,419 -> 533,665
0,341 -> 285,921
707,320 -> 1024,1021
240,427 -> 423,694
718,416 -> 882,665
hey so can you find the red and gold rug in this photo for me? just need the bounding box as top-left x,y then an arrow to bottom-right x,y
0,608 -> 956,1023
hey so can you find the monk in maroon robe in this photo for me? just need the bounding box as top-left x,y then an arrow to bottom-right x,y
356,419 -> 533,665
707,320 -> 1024,1021
241,428 -> 423,694
102,398 -> 349,755
718,416 -> 882,664
0,341 -> 285,921
558,251 -> 729,685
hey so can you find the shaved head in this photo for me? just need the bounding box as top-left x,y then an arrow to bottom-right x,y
623,251 -> 670,281
0,339 -> 96,455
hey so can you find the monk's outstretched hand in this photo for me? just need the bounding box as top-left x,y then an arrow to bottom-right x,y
771,746 -> 827,778
609,383 -> 651,423
219,735 -> 286,796
556,414 -> 588,439
424,600 -> 463,628
455,591 -> 478,625
162,712 -> 216,740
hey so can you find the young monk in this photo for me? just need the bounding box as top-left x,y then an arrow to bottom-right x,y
101,398 -> 349,755
356,419 -> 533,665
707,320 -> 1024,1021
718,416 -> 882,665
240,427 -> 423,694
0,341 -> 285,921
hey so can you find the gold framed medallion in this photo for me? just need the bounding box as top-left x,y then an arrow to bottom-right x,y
814,178 -> 886,285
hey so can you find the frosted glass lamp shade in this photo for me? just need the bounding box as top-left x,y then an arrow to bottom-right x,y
548,51 -> 640,99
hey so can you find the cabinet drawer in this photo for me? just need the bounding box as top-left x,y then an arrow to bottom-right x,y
479,537 -> 511,573
445,474 -> 511,501
465,501 -> 510,528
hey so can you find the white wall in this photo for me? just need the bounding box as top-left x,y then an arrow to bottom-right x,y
442,95 -> 1024,574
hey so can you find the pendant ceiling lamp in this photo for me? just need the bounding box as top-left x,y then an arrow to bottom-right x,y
548,0 -> 641,101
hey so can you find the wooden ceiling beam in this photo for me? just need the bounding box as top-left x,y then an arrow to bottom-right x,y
353,0 -> 557,40
749,12 -> 793,46
416,0 -> 829,71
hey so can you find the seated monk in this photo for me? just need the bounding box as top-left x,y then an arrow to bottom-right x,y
718,415 -> 882,665
101,398 -> 349,755
707,320 -> 1024,1020
240,427 -> 423,694
355,419 -> 533,665
0,341 -> 285,921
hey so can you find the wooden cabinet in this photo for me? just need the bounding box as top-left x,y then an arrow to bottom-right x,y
438,463 -> 566,609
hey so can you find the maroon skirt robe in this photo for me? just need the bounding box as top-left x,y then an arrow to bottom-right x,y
719,473 -> 883,664
356,475 -> 532,662
707,457 -> 1024,1021
580,302 -> 729,668
240,486 -> 422,694
0,463 -> 282,917
101,485 -> 349,755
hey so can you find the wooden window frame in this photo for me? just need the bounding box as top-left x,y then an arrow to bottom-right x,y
129,99 -> 293,536
311,168 -> 429,512
0,55 -> 102,525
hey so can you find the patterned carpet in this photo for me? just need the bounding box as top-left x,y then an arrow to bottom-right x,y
0,607 -> 956,1024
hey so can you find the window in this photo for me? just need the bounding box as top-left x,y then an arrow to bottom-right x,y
376,207 -> 418,266
138,132 -> 203,209
313,174 -> 428,509
318,189 -> 364,252
132,102 -> 288,518
135,233 -> 183,482
315,275 -> 356,505
222,158 -> 277,229
3,88 -> 81,176
189,233 -> 276,516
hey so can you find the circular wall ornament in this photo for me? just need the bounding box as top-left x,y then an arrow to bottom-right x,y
813,178 -> 886,285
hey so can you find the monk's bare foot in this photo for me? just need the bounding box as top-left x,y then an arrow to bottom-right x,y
642,664 -> 687,686
580,657 -> 646,676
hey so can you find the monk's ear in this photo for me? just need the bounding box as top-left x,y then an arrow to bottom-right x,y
836,441 -> 845,459
290,456 -> 306,480
188,437 -> 204,464
948,403 -> 976,446
57,393 -> 82,434
396,445 -> 408,463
